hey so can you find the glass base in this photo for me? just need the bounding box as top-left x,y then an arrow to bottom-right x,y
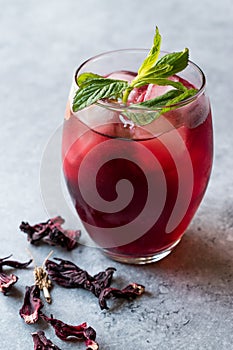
102,237 -> 181,265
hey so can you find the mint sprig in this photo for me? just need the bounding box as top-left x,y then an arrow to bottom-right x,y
123,89 -> 197,126
137,26 -> 162,77
73,75 -> 128,111
130,49 -> 189,88
72,27 -> 198,124
136,88 -> 197,109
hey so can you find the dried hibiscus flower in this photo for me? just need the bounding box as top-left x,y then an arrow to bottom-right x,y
40,314 -> 99,350
0,255 -> 32,295
45,258 -> 116,297
0,272 -> 18,295
0,254 -> 32,272
45,258 -> 145,309
32,331 -> 61,350
19,285 -> 43,324
99,282 -> 145,310
19,216 -> 81,250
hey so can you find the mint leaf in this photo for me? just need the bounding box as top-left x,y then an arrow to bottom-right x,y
154,48 -> 189,78
76,72 -> 102,87
131,49 -> 189,87
123,88 -> 197,126
159,88 -> 197,113
128,28 -> 189,101
132,89 -> 184,108
123,90 -> 183,126
135,88 -> 197,110
133,78 -> 187,91
137,26 -> 161,76
73,78 -> 129,112
128,27 -> 162,93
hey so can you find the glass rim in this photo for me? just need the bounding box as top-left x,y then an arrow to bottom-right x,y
74,48 -> 206,112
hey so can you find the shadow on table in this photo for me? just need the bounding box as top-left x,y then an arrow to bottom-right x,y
145,226 -> 233,292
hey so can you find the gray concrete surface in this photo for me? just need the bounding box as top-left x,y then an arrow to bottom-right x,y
0,0 -> 233,349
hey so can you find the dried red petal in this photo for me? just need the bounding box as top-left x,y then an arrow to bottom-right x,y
41,314 -> 88,340
19,216 -> 81,250
0,254 -> 32,272
99,283 -> 145,310
45,258 -> 115,297
32,331 -> 61,350
83,326 -> 97,341
0,272 -> 18,295
92,268 -> 117,296
41,314 -> 99,349
19,285 -> 43,324
85,339 -> 99,350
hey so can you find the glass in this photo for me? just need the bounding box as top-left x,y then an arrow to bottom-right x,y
62,49 -> 213,264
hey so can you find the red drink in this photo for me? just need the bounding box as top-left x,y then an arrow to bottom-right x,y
62,50 -> 213,264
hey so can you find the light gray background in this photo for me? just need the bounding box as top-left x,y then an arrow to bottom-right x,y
0,0 -> 233,349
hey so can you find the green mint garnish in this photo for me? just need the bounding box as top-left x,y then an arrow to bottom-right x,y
127,88 -> 197,125
73,74 -> 128,111
136,88 -> 197,109
72,27 -> 198,125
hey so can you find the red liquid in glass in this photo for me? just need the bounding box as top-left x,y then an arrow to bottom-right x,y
62,77 -> 213,259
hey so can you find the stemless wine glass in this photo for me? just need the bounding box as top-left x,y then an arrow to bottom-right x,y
62,49 -> 213,264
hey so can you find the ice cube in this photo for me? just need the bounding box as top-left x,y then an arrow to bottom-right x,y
127,86 -> 147,103
106,70 -> 136,82
143,76 -> 179,101
128,76 -> 180,104
143,83 -> 174,101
